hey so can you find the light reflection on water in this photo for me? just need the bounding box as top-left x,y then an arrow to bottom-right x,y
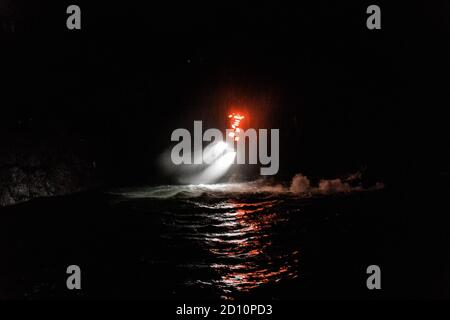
163,198 -> 300,299
109,182 -> 382,299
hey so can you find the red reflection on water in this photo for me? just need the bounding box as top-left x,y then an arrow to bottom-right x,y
208,199 -> 299,298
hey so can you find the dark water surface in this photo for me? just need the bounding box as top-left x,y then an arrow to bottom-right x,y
0,182 -> 446,299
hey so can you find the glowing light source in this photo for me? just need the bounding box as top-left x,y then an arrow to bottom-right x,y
191,151 -> 236,184
228,112 -> 245,141
202,141 -> 228,164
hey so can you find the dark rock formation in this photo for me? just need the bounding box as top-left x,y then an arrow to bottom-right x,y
0,134 -> 98,207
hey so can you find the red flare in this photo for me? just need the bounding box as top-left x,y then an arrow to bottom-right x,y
227,112 -> 246,142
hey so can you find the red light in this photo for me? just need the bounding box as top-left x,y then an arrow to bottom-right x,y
228,112 -> 245,142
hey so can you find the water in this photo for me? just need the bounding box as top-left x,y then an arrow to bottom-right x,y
1,181 -> 396,299
154,196 -> 300,299
104,182 -> 388,300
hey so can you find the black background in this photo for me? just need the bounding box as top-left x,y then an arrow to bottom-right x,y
1,0 -> 450,301
2,1 -> 449,188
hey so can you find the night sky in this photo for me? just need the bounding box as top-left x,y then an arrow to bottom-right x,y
1,1 -> 449,188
